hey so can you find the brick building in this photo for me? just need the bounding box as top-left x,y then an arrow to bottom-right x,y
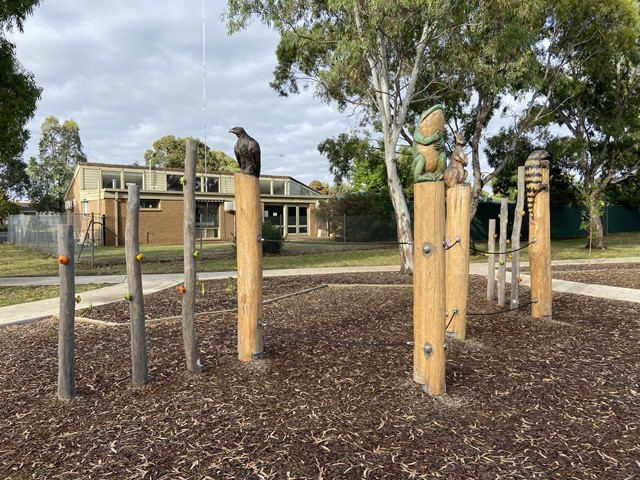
64,162 -> 328,246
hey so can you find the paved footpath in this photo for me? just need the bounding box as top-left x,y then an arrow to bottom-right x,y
1,259 -> 639,328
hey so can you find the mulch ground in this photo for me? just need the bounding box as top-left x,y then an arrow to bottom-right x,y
1,266 -> 639,479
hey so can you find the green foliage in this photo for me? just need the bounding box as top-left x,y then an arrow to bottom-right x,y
0,2 -> 42,199
537,0 -> 640,248
318,133 -> 413,198
485,129 -> 581,206
0,0 -> 42,31
0,191 -> 19,224
144,135 -> 239,173
262,220 -> 284,255
27,116 -> 86,212
223,276 -> 237,293
604,179 -> 640,207
308,180 -> 331,195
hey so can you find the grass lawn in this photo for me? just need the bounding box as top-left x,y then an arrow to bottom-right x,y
1,232 -> 639,279
0,283 -> 108,308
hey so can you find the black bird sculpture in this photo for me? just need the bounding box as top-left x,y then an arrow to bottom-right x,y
229,126 -> 261,178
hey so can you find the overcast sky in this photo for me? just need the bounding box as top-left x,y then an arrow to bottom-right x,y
8,1 -> 354,185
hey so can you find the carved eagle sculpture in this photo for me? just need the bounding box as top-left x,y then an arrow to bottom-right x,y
229,126 -> 261,178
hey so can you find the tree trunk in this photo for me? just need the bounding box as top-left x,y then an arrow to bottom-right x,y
386,155 -> 414,274
586,207 -> 605,249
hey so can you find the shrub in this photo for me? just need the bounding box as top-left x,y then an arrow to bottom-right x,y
261,220 -> 284,254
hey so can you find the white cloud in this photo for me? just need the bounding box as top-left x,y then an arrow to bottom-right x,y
8,1 -> 351,183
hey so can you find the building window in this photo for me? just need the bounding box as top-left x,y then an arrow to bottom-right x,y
205,176 -> 219,193
166,174 -> 183,191
81,200 -> 89,217
264,205 -> 284,233
260,179 -> 271,195
102,172 -> 120,189
196,202 -> 220,239
140,199 -> 160,209
272,180 -> 285,195
286,205 -> 308,235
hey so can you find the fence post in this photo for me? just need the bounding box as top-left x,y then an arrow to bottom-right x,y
126,184 -> 148,384
57,224 -> 75,401
486,219 -> 496,301
413,181 -> 446,396
497,198 -> 508,306
101,214 -> 106,246
235,172 -> 264,361
90,212 -> 95,268
182,139 -> 202,373
510,167 -> 525,309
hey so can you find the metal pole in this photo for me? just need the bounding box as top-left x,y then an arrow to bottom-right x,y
91,212 -> 95,268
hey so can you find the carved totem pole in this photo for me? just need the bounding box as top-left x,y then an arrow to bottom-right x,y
412,105 -> 447,395
525,150 -> 552,320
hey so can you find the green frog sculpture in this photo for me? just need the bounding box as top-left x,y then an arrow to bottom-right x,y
412,105 -> 447,183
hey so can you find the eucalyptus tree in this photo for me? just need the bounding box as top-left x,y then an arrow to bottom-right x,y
27,116 -> 87,212
144,135 -> 238,173
536,0 -> 640,249
226,0 -> 464,273
0,0 -> 42,199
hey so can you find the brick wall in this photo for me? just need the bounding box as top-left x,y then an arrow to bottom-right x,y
139,200 -> 184,245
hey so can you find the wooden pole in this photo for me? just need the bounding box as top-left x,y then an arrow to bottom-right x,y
126,184 -> 148,384
182,139 -> 202,373
235,173 -> 264,361
413,181 -> 446,395
445,184 -> 471,340
510,167 -> 525,309
57,224 -> 75,401
486,219 -> 496,301
497,198 -> 508,306
529,167 -> 552,319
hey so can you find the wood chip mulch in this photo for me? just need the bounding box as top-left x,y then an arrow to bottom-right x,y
1,268 -> 639,479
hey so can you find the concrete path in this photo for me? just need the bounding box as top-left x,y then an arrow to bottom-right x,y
1,259 -> 639,328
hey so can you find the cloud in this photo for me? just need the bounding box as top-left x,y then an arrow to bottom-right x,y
8,1 -> 351,183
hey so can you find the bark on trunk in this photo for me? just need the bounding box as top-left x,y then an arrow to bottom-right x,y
386,152 -> 413,274
586,209 -> 605,249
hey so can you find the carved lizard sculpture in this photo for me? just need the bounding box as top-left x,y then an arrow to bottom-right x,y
412,105 -> 447,183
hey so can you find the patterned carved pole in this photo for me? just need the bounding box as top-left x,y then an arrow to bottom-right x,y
526,150 -> 552,319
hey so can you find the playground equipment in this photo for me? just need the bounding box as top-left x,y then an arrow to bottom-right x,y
57,224 -> 75,401
182,139 -> 202,373
485,153 -> 552,320
234,172 -> 264,361
125,183 -> 148,384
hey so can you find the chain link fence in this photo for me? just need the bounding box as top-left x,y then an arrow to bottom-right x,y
320,213 -> 400,243
7,213 -> 106,258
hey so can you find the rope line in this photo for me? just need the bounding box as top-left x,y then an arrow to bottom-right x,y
445,309 -> 458,330
259,322 -> 413,348
444,237 -> 461,251
471,240 -> 535,255
261,238 -> 414,246
467,299 -> 537,317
